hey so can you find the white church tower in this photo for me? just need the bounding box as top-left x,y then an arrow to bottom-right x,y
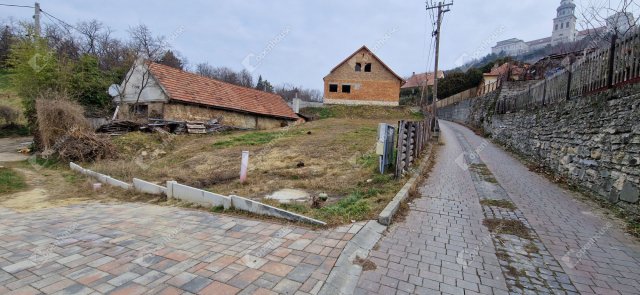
551,0 -> 578,45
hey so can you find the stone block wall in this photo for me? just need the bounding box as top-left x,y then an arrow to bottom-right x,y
438,82 -> 640,214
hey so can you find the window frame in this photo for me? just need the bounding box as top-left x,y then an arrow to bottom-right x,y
329,84 -> 338,93
355,63 -> 362,72
342,84 -> 351,93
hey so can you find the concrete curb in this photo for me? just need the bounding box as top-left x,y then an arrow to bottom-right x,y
377,147 -> 433,226
169,181 -> 232,209
231,195 -> 327,226
68,162 -> 325,226
133,178 -> 167,195
318,221 -> 386,295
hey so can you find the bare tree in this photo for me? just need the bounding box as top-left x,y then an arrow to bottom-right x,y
128,24 -> 165,61
77,20 -> 103,55
578,0 -> 639,46
194,63 -> 253,88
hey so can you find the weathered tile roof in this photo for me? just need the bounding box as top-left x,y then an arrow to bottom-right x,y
147,62 -> 298,120
401,71 -> 445,89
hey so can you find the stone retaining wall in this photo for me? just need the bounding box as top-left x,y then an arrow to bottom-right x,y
438,82 -> 640,215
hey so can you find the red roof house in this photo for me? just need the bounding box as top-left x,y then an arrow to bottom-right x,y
115,60 -> 298,130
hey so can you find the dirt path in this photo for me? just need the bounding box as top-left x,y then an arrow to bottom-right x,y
0,136 -> 31,162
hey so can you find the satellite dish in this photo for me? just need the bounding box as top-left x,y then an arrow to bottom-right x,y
108,84 -> 121,97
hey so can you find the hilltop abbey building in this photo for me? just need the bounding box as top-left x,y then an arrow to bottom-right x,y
492,0 -> 635,56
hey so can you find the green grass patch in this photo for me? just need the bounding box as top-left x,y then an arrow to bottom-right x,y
0,123 -> 30,138
0,69 -> 11,90
0,167 -> 27,194
315,193 -> 371,225
301,105 -> 424,120
480,199 -> 517,210
213,130 -> 303,148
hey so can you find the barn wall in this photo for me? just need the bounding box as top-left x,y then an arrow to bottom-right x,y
163,103 -> 291,130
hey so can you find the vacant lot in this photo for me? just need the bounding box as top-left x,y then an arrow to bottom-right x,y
84,105 -> 425,225
0,105 -> 427,226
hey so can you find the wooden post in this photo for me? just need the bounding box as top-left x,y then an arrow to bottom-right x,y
607,33 -> 618,88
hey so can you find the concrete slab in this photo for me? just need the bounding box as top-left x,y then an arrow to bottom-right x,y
265,189 -> 310,204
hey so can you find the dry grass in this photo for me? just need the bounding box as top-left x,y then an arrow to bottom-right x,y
85,107 -> 423,225
35,94 -> 91,149
483,218 -> 532,239
353,256 -> 377,271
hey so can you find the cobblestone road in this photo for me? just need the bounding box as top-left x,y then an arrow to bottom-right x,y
355,121 -> 640,295
0,203 -> 364,295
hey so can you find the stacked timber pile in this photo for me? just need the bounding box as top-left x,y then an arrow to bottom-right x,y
96,121 -> 142,135
97,118 -> 245,136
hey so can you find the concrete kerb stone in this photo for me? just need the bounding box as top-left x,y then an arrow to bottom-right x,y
69,163 -> 325,226
377,147 -> 433,226
105,176 -> 132,190
318,221 -> 386,295
70,162 -> 133,191
132,178 -> 166,195
230,195 -> 327,226
168,181 -> 231,209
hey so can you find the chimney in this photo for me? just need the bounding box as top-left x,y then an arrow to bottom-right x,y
293,93 -> 300,113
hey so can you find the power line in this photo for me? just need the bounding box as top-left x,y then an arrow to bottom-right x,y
0,3 -> 34,8
40,9 -> 80,33
425,1 -> 453,121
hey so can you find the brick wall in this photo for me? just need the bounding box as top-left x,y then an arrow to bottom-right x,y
324,48 -> 401,106
438,82 -> 640,215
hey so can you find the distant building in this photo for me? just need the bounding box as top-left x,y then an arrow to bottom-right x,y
323,46 -> 405,106
551,0 -> 578,45
492,38 -> 529,57
492,0 -> 635,56
401,71 -> 445,92
400,71 -> 445,105
607,12 -> 636,34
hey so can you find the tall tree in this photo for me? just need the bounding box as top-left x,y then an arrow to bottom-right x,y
158,50 -> 183,70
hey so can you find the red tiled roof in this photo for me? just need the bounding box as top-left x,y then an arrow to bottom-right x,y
147,62 -> 298,120
401,71 -> 445,89
484,63 -> 526,77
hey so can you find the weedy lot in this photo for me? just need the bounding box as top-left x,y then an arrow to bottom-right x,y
1,105 -> 426,226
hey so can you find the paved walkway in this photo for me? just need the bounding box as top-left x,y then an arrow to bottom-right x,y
355,121 -> 640,295
0,203 -> 364,295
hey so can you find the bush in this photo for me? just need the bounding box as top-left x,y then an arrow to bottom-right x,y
0,105 -> 19,124
35,92 -> 116,162
35,92 -> 90,150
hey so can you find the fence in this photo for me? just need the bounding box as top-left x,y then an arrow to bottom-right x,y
395,118 -> 431,178
498,27 -> 640,113
436,87 -> 478,109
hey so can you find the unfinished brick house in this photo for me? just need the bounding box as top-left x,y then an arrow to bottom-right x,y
114,59 -> 298,130
323,46 -> 405,106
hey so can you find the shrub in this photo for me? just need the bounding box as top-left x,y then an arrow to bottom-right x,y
35,92 -> 91,150
0,105 -> 19,124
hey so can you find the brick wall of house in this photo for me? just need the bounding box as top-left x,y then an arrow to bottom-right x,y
324,48 -> 402,106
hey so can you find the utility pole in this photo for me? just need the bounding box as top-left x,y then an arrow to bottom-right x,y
34,2 -> 41,37
426,1 -> 453,128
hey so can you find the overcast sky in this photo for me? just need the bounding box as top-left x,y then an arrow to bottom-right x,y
1,0 -> 637,90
